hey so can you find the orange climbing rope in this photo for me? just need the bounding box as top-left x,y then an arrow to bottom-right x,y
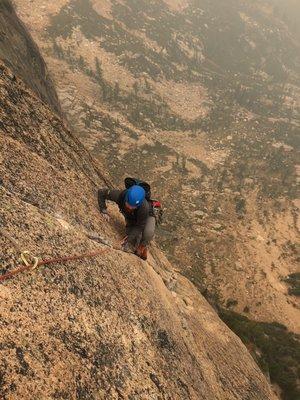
0,245 -> 114,284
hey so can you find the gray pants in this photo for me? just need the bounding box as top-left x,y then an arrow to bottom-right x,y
126,216 -> 156,247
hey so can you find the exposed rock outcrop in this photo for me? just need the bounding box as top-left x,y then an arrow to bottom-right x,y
11,0 -> 299,332
0,0 -> 61,115
0,49 -> 277,400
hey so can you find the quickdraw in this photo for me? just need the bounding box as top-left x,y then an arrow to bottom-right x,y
20,251 -> 39,270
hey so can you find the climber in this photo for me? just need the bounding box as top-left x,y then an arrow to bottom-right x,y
98,182 -> 156,260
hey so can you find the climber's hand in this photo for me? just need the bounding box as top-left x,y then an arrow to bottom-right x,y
121,236 -> 128,245
101,212 -> 110,222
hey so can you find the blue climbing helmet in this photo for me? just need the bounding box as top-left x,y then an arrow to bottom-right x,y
125,185 -> 145,207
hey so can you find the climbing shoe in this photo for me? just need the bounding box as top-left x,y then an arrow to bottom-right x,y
135,244 -> 147,260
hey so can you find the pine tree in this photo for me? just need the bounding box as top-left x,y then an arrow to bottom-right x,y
114,82 -> 120,101
133,81 -> 139,97
53,41 -> 63,59
78,55 -> 85,69
101,82 -> 107,101
95,57 -> 103,81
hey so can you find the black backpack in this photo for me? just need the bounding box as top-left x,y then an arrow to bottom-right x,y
124,177 -> 151,201
124,177 -> 163,224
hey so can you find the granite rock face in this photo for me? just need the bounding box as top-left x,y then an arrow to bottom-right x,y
0,0 -> 61,115
0,48 -> 277,400
12,0 -> 299,333
0,3 -> 277,399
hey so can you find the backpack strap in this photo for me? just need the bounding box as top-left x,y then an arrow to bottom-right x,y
124,177 -> 137,189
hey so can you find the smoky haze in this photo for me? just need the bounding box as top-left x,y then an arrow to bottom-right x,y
5,0 -> 300,398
